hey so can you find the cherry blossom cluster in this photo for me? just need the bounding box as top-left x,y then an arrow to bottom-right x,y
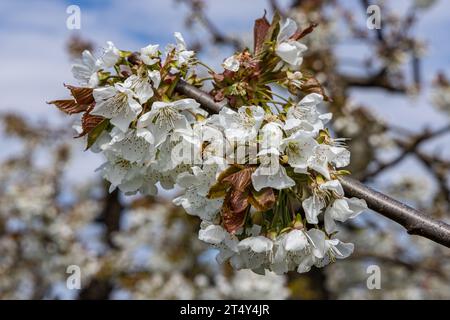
50,14 -> 367,275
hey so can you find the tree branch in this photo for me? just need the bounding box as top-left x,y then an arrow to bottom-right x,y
339,176 -> 450,248
362,124 -> 450,181
175,79 -> 450,248
180,0 -> 243,50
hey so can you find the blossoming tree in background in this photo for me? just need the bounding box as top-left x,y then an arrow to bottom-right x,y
0,114 -> 289,299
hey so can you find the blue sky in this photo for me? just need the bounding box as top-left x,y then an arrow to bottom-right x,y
0,0 -> 449,189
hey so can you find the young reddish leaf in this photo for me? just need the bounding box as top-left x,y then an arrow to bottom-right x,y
253,11 -> 270,56
229,189 -> 249,214
64,84 -> 94,105
222,193 -> 248,234
214,90 -> 225,102
249,188 -> 276,211
77,106 -> 105,138
301,77 -> 329,101
212,73 -> 225,82
222,167 -> 254,192
48,99 -> 89,115
291,23 -> 318,41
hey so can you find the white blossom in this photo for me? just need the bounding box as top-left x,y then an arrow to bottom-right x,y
138,99 -> 206,147
124,69 -> 160,104
275,18 -> 308,69
100,41 -> 120,68
284,93 -> 331,136
92,83 -> 142,132
222,55 -> 240,72
217,105 -> 265,143
272,229 -> 309,274
231,236 -> 274,274
324,197 -> 367,233
174,164 -> 225,221
140,44 -> 159,66
198,223 -> 239,263
71,50 -> 99,87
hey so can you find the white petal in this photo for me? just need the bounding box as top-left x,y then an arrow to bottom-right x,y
198,225 -> 226,244
137,111 -> 153,128
277,18 -> 298,43
302,195 -> 325,224
93,86 -> 116,102
101,41 -> 120,68
345,197 -> 367,218
299,93 -> 323,107
329,146 -> 351,168
238,236 -> 273,253
251,165 -> 295,192
296,254 -> 315,273
149,70 -> 161,88
284,230 -> 308,252
111,109 -> 136,132
136,127 -> 154,144
222,55 -> 240,72
276,41 -> 307,66
332,240 -> 354,259
306,229 -> 326,259
174,32 -> 187,50
140,44 -> 159,65
309,146 -> 331,180
324,208 -> 337,234
127,96 -> 143,114
260,122 -> 283,150
319,180 -> 344,197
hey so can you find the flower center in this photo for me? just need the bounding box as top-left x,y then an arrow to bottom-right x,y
155,106 -> 181,128
110,93 -> 129,116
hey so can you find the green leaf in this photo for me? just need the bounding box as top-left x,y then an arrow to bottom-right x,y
266,11 -> 281,43
249,188 -> 276,211
86,119 -> 109,150
119,50 -> 132,58
217,165 -> 242,182
207,181 -> 229,199
336,170 -> 351,176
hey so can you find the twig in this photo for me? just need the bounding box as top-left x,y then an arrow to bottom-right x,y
339,176 -> 450,248
362,124 -> 450,181
175,81 -> 223,114
180,0 -> 243,50
341,68 -> 407,93
175,79 -> 450,248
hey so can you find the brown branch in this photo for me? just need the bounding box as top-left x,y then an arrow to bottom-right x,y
339,176 -> 450,248
340,69 -> 407,93
362,124 -> 450,181
180,0 -> 243,50
408,147 -> 450,205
